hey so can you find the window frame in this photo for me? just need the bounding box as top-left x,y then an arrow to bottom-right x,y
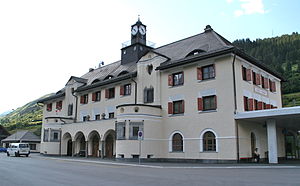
46,103 -> 52,112
144,87 -> 154,103
202,95 -> 217,111
173,100 -> 184,114
172,72 -> 184,86
123,84 -> 131,96
202,65 -> 215,80
203,131 -> 216,152
172,133 -> 183,152
108,88 -> 115,99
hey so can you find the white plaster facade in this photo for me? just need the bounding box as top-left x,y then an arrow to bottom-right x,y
39,21 -> 299,163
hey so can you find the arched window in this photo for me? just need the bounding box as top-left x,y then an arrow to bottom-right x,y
172,133 -> 183,152
203,131 -> 216,151
104,75 -> 113,80
118,71 -> 129,76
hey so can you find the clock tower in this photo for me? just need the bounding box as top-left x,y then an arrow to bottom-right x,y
121,18 -> 152,65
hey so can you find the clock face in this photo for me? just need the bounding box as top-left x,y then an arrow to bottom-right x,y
131,25 -> 138,35
139,25 -> 146,35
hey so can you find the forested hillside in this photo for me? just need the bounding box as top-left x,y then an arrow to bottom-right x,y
0,94 -> 53,135
233,32 -> 300,94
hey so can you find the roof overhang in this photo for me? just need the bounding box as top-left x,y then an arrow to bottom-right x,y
235,106 -> 300,131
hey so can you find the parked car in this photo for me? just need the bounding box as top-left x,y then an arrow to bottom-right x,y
0,147 -> 7,152
7,143 -> 30,157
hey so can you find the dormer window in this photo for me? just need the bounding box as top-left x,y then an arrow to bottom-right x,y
104,75 -> 113,80
91,79 -> 100,84
186,49 -> 206,58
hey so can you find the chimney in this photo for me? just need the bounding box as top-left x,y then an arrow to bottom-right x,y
204,25 -> 213,32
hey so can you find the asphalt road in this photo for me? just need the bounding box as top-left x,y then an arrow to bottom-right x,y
1,153 -> 300,186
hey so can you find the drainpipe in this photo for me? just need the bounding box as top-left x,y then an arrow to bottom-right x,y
59,118 -> 65,156
71,90 -> 78,123
131,78 -> 137,104
231,50 -> 240,162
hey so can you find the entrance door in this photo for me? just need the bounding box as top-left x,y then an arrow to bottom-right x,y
105,134 -> 114,158
67,139 -> 72,156
285,132 -> 296,159
92,136 -> 99,157
251,132 -> 256,156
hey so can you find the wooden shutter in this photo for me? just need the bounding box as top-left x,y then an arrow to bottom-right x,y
197,98 -> 203,111
197,67 -> 202,80
168,74 -> 173,86
181,100 -> 185,113
257,101 -> 263,110
256,74 -> 261,85
168,102 -> 173,114
105,89 -> 109,98
80,96 -> 84,104
272,81 -> 276,92
120,85 -> 124,96
264,77 -> 269,89
248,98 -> 254,111
92,93 -> 96,101
246,69 -> 251,81
266,104 -> 271,109
212,64 -> 216,78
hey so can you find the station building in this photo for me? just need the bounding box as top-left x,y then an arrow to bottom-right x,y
38,19 -> 300,163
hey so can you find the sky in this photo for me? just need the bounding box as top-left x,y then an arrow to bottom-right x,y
0,0 -> 299,114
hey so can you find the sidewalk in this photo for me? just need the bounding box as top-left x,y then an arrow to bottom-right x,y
32,153 -> 300,169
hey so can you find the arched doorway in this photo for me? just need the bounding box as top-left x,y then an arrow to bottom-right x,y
251,132 -> 256,156
88,131 -> 100,157
62,132 -> 72,156
104,130 -> 116,159
74,131 -> 86,156
285,132 -> 296,159
67,139 -> 72,156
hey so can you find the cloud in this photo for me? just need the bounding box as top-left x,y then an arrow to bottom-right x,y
234,0 -> 266,17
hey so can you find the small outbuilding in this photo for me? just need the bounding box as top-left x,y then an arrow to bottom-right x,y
1,130 -> 41,153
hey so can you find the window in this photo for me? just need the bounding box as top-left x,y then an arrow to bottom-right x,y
254,100 -> 258,110
56,101 -> 62,110
144,87 -> 154,103
83,115 -> 90,121
46,103 -> 52,112
261,76 -> 269,89
108,112 -> 114,119
241,66 -> 252,81
92,91 -> 101,102
168,72 -> 184,86
29,144 -> 36,150
68,104 -> 73,116
129,122 -> 143,140
203,96 -> 217,111
203,131 -> 216,151
269,80 -> 276,92
95,114 -> 100,120
173,100 -> 185,114
172,133 -> 183,152
120,84 -> 131,96
116,122 -> 126,140
43,129 -> 49,142
243,96 -> 249,111
105,88 -> 115,99
198,65 -> 215,81
252,71 -> 256,85
80,94 -> 88,104
50,130 -> 61,142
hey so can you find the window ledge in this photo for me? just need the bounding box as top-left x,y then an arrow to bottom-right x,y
198,110 -> 217,114
169,84 -> 184,88
197,77 -> 215,83
169,113 -> 184,117
169,151 -> 184,153
121,94 -> 131,97
200,151 -> 218,153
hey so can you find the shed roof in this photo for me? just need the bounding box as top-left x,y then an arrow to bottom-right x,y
1,130 -> 40,143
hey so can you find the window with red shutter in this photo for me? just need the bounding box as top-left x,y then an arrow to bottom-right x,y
272,81 -> 276,92
80,96 -> 84,104
197,67 -> 203,80
257,101 -> 263,110
47,103 -> 52,112
92,92 -> 96,101
248,98 -> 254,111
256,74 -> 261,85
168,75 -> 173,86
242,66 -> 247,81
202,95 -> 217,111
120,85 -> 124,96
105,89 -> 109,98
244,96 -> 249,111
168,102 -> 173,114
198,98 -> 203,111
246,69 -> 252,81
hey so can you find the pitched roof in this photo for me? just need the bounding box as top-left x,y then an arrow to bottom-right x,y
1,130 -> 40,143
